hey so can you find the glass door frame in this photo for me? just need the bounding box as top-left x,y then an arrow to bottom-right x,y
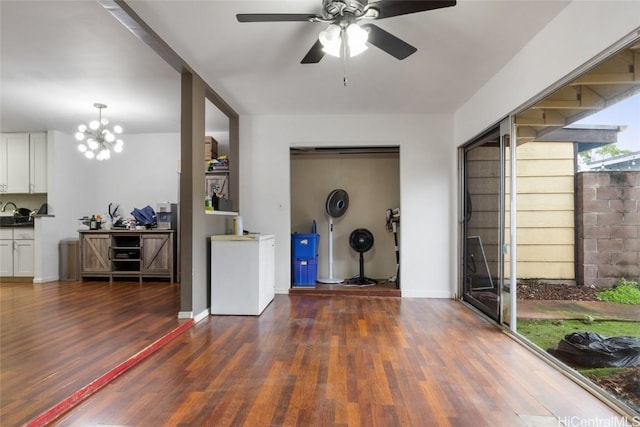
459,117 -> 514,325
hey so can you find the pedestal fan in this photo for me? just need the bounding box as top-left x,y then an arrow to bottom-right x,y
347,228 -> 377,286
318,189 -> 349,284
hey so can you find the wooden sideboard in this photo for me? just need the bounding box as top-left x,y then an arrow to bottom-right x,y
79,230 -> 175,282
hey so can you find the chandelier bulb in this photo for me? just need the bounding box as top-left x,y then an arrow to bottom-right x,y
113,125 -> 123,134
85,150 -> 95,159
105,133 -> 115,143
77,144 -> 87,153
89,120 -> 100,131
78,124 -> 87,132
75,132 -> 85,141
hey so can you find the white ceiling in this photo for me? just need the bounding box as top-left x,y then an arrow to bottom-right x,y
1,0 -> 571,135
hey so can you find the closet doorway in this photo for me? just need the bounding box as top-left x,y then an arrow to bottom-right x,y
290,146 -> 400,293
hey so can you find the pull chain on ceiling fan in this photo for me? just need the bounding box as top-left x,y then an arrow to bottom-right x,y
236,0 -> 456,65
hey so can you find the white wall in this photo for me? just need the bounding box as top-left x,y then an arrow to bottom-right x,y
37,131 -> 180,281
455,1 -> 640,146
239,114 -> 454,298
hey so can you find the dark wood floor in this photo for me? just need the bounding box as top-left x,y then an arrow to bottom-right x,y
1,280 -> 626,426
290,280 -> 401,297
0,280 -> 184,426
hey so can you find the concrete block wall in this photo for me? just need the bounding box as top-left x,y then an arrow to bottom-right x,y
576,171 -> 640,287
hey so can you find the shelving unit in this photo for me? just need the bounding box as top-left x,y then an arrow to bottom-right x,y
79,230 -> 175,282
111,234 -> 141,277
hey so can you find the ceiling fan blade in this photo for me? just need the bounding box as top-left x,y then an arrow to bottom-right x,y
367,0 -> 456,20
361,24 -> 417,60
236,13 -> 316,23
301,40 -> 326,64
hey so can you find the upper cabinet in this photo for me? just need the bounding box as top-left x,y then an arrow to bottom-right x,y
29,132 -> 47,193
0,132 -> 47,194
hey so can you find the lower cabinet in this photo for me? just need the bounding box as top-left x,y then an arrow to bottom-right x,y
210,234 -> 275,315
79,230 -> 174,282
80,233 -> 111,275
0,227 -> 35,277
141,233 -> 173,278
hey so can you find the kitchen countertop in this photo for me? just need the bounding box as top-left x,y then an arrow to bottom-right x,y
0,220 -> 34,228
0,213 -> 52,227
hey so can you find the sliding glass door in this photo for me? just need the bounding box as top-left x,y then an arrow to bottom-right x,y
462,120 -> 510,322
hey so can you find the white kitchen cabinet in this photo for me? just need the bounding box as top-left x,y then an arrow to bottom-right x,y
0,133 -> 29,193
0,227 -> 35,277
29,132 -> 47,193
0,231 -> 13,276
210,234 -> 275,315
14,239 -> 35,276
0,132 -> 47,194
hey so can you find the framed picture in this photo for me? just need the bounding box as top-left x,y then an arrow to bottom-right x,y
206,173 -> 228,199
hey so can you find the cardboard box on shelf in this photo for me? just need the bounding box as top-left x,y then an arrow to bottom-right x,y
205,136 -> 219,161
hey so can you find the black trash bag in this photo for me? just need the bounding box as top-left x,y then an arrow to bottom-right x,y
548,331 -> 640,368
131,205 -> 156,228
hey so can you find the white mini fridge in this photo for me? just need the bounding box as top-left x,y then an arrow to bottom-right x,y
210,234 -> 275,315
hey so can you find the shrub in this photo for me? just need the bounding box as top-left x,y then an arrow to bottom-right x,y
596,279 -> 640,304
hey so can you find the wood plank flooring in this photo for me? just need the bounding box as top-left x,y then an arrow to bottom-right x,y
39,295 -> 624,426
0,280 -> 184,426
289,280 -> 400,297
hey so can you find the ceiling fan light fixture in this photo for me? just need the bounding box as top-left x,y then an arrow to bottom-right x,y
318,22 -> 368,58
346,22 -> 368,50
319,23 -> 342,57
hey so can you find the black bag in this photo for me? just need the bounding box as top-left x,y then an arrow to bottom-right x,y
548,331 -> 640,368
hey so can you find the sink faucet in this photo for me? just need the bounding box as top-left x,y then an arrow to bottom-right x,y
1,202 -> 17,212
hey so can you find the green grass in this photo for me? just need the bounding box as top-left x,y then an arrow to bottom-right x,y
580,367 -> 627,378
597,279 -> 640,304
517,319 -> 640,351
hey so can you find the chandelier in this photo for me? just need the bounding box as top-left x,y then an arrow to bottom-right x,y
75,103 -> 124,160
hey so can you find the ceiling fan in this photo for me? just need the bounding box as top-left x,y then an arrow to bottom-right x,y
237,0 -> 456,64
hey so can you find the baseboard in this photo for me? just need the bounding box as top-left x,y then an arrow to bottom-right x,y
194,308 -> 209,323
178,309 -> 210,323
33,275 -> 59,284
401,289 -> 455,298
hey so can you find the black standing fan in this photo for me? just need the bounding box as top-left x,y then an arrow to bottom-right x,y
347,228 -> 377,286
318,189 -> 349,284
